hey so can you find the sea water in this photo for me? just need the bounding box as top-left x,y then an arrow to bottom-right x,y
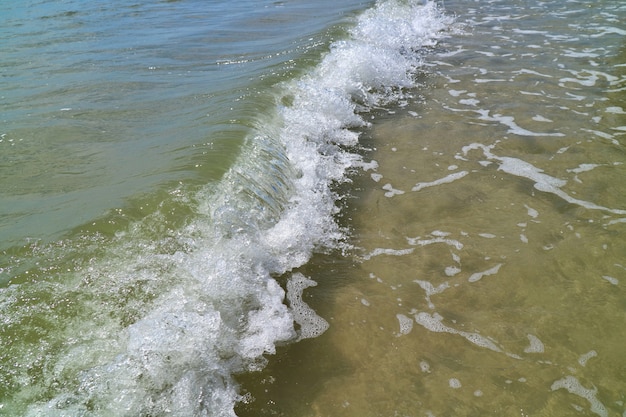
1,0 -> 625,416
236,1 -> 626,416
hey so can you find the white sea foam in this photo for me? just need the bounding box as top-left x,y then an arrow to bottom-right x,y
605,106 -> 626,114
567,163 -> 602,174
524,334 -> 545,353
601,275 -> 619,285
287,273 -> 330,340
578,350 -> 598,366
414,312 -> 502,352
412,170 -> 469,191
515,69 -> 553,78
551,376 -> 608,417
468,263 -> 502,283
449,378 -> 462,388
397,313 -> 414,335
17,1 -> 454,415
591,26 -> 626,37
414,280 -> 450,309
445,266 -> 461,276
363,247 -> 415,260
524,204 -> 539,218
475,109 -> 565,137
383,183 -> 406,197
409,237 -> 464,250
532,114 -> 553,122
559,69 -> 618,88
449,89 -> 467,97
407,232 -> 464,250
459,98 -> 480,106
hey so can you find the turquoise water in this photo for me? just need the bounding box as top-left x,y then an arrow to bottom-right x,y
1,0 -> 364,247
2,0 -> 625,416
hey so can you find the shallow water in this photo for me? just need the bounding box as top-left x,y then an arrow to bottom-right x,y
1,0 -> 625,416
236,1 -> 626,416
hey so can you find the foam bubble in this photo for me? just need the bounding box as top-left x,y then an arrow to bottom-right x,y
415,311 -> 449,333
459,98 -> 480,106
524,334 -> 545,353
551,376 -> 608,417
383,183 -> 406,197
449,378 -> 462,389
578,350 -> 598,367
414,312 -> 502,352
397,314 -> 414,335
524,204 -> 539,218
412,170 -> 469,192
476,109 -> 565,136
532,114 -> 553,122
445,266 -> 461,276
468,263 -> 503,283
414,279 -> 450,309
363,247 -> 415,260
606,106 -> 626,114
567,163 -> 602,174
601,275 -> 618,285
407,235 -> 464,250
286,273 -> 330,341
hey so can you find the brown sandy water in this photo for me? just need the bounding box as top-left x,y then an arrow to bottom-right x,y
237,1 -> 626,416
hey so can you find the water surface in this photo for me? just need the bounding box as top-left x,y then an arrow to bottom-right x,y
1,0 -> 625,416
